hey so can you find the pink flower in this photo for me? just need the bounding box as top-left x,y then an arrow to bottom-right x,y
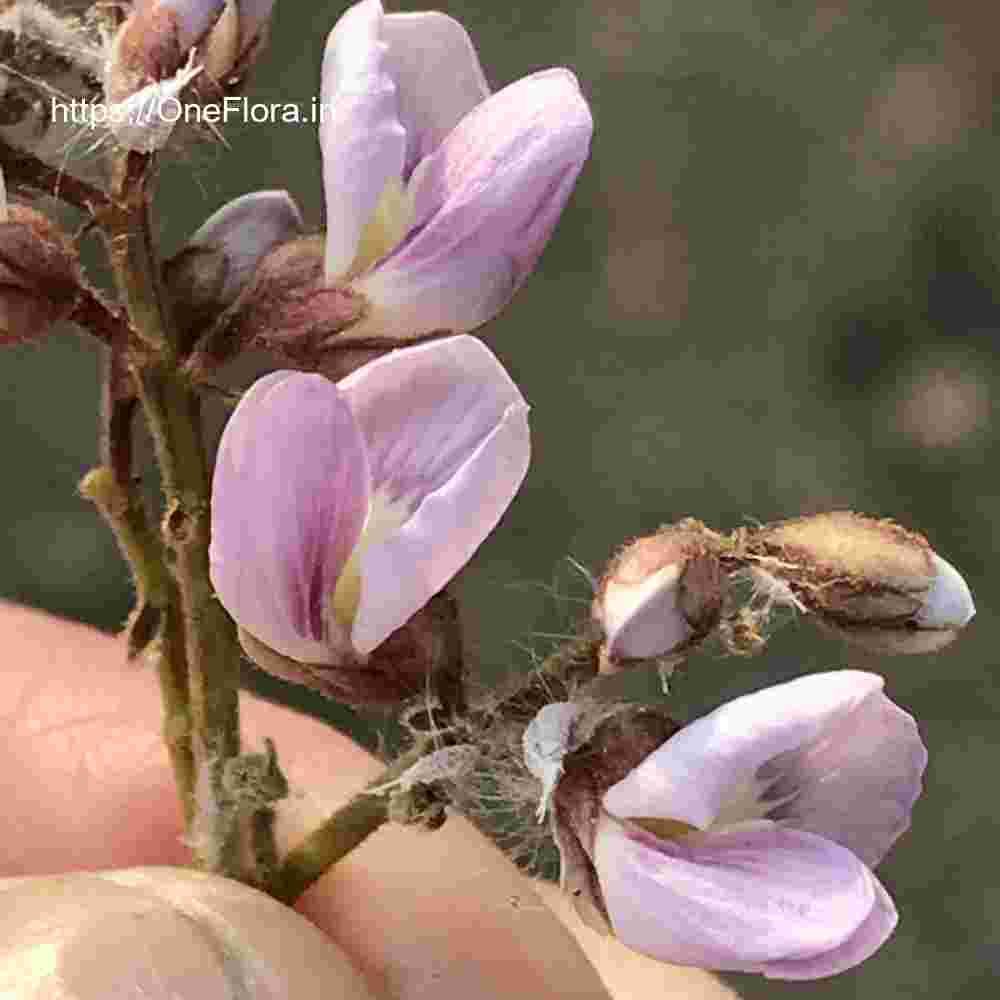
568,672 -> 926,979
209,335 -> 529,662
318,0 -> 592,340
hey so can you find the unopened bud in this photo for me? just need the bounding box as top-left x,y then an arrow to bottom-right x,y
164,189 -> 304,341
104,1 -> 274,152
593,522 -> 725,672
0,200 -> 79,343
747,511 -> 975,652
104,1 -> 219,104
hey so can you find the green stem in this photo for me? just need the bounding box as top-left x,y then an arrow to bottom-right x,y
272,744 -> 427,905
157,596 -> 197,830
102,151 -> 246,877
78,466 -> 196,828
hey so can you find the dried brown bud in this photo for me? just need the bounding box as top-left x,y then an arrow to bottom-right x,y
593,521 -> 725,672
746,511 -> 975,652
0,203 -> 79,343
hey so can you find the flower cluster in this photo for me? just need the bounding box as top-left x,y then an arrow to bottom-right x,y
196,1 -> 971,981
0,0 -> 979,989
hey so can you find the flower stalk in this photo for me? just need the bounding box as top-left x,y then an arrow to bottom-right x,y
272,742 -> 429,905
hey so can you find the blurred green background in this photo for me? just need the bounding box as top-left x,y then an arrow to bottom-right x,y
3,0 -> 999,995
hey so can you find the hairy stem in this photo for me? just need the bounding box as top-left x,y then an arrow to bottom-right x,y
71,285 -> 133,348
102,150 -> 247,877
78,465 -> 196,826
0,139 -> 111,214
272,744 -> 428,905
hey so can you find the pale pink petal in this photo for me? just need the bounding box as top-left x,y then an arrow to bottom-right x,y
337,336 -> 529,653
188,190 -> 303,304
603,671 -> 886,830
320,0 -> 406,279
914,553 -> 975,628
349,252 -> 515,340
759,877 -> 897,979
381,12 -> 490,177
210,371 -> 370,663
593,816 -> 878,973
601,562 -> 691,661
347,68 -> 592,339
756,689 -> 926,866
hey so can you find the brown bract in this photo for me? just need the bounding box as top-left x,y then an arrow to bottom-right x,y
229,237 -> 367,361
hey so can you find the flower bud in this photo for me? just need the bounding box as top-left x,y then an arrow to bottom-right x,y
103,2 -> 275,152
593,523 -> 725,672
104,1 -> 220,105
0,199 -> 80,344
747,511 -> 974,653
0,867 -> 374,999
164,189 -> 304,342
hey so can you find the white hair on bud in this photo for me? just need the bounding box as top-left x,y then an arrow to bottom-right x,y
108,49 -> 204,153
0,166 -> 7,223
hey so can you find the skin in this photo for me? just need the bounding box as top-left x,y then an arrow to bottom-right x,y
0,601 -> 737,999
